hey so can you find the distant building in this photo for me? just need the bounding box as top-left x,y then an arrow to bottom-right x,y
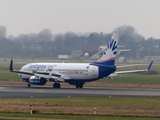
145,56 -> 160,61
71,50 -> 83,58
58,55 -> 69,59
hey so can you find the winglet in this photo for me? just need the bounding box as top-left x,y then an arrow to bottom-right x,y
145,60 -> 154,71
9,58 -> 13,71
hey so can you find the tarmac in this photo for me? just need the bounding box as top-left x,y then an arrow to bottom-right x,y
0,85 -> 160,98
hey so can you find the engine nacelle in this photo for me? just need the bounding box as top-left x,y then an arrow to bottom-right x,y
29,76 -> 47,85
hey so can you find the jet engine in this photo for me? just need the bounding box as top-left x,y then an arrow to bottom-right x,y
29,76 -> 47,85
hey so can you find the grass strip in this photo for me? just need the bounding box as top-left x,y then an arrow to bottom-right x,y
0,113 -> 158,120
0,97 -> 160,117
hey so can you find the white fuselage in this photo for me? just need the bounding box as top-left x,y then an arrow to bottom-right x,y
18,63 -> 99,82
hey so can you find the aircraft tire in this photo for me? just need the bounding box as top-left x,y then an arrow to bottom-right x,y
79,83 -> 83,88
57,83 -> 60,88
75,82 -> 84,88
76,84 -> 79,88
53,83 -> 60,88
53,83 -> 56,88
27,84 -> 31,87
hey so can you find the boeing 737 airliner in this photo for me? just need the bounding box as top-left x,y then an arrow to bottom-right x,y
9,30 -> 154,88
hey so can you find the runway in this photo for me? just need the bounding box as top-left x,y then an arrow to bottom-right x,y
0,85 -> 160,98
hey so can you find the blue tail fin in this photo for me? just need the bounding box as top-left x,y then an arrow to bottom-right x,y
91,30 -> 119,67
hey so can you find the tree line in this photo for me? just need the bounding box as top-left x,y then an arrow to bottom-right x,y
0,25 -> 160,59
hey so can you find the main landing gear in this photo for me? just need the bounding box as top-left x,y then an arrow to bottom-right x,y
53,82 -> 61,88
75,82 -> 84,88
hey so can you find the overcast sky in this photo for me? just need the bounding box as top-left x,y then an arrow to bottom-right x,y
0,0 -> 160,38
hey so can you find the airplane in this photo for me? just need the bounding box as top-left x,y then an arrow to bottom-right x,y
9,30 -> 154,88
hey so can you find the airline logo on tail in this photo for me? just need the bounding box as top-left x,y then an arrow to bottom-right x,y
90,30 -> 118,67
97,38 -> 117,63
107,38 -> 117,56
93,30 -> 118,66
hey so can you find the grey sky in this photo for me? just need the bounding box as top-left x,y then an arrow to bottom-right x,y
0,0 -> 160,38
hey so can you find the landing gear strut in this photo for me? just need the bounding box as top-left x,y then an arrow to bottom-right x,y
27,84 -> 31,87
53,82 -> 60,88
75,82 -> 84,88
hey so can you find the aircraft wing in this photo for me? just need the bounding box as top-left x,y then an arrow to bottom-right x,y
35,71 -> 61,77
34,73 -> 65,82
12,70 -> 64,82
108,60 -> 154,77
35,71 -> 65,82
10,70 -> 34,75
9,59 -> 64,82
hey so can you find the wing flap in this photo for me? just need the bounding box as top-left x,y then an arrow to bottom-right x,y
11,70 -> 34,75
34,73 -> 64,82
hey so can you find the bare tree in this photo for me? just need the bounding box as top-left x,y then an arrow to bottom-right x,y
38,28 -> 52,41
116,25 -> 137,36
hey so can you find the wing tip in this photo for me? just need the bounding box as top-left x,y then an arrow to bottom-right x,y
146,60 -> 154,71
9,58 -> 13,71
